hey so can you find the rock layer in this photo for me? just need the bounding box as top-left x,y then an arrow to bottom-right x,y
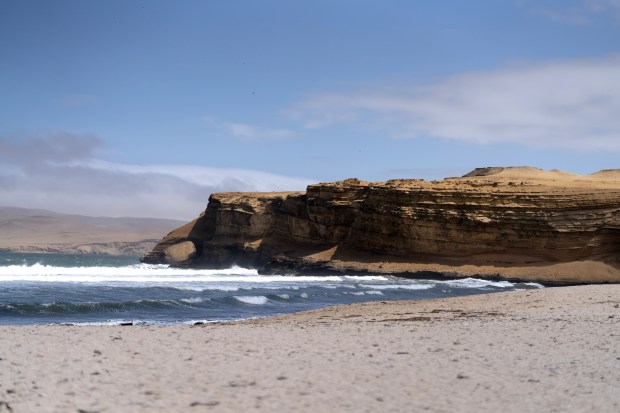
142,167 -> 620,283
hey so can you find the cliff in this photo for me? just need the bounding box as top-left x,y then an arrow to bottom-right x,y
142,167 -> 620,284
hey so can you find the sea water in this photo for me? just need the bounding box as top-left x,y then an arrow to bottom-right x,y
0,252 -> 543,326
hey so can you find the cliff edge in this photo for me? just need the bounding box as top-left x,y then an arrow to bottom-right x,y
142,167 -> 620,284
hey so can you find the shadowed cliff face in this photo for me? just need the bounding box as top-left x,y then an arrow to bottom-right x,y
142,168 -> 620,283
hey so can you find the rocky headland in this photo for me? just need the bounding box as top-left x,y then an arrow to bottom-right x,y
142,167 -> 620,284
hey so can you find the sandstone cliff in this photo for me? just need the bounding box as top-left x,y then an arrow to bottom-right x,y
142,167 -> 620,284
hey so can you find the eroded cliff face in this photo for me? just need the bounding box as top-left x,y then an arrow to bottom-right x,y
142,167 -> 620,283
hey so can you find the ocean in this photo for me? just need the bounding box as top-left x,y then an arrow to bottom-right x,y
0,252 -> 543,326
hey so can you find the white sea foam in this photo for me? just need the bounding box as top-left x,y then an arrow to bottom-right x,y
181,319 -> 220,326
171,286 -> 240,292
0,263 -> 256,277
65,320 -> 137,326
0,264 -> 348,284
359,283 -> 434,290
234,296 -> 269,305
343,275 -> 387,281
365,290 -> 383,295
522,282 -> 544,288
276,294 -> 290,299
179,297 -> 205,304
439,278 -> 514,288
300,293 -> 308,298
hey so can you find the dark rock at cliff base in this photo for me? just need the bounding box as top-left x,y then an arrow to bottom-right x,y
142,167 -> 620,284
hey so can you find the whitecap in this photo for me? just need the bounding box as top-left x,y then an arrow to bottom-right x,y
439,278 -> 514,288
343,275 -> 387,281
359,283 -> 434,290
234,296 -> 269,305
0,264 -> 259,279
179,297 -> 204,304
521,282 -> 544,289
0,264 -> 352,286
171,286 -> 240,292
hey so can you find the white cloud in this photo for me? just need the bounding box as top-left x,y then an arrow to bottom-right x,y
294,54 -> 620,151
83,160 -> 313,193
523,0 -> 620,24
584,0 -> 620,14
227,122 -> 296,142
202,117 -> 297,142
0,134 -> 314,219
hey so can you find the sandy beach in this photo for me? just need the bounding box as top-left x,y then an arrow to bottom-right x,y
0,284 -> 618,412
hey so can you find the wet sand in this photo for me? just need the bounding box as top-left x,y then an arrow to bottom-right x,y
0,284 -> 618,412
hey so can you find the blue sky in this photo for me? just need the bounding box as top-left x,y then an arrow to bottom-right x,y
1,0 -> 619,218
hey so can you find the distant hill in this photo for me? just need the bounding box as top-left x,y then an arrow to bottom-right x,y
0,206 -> 185,256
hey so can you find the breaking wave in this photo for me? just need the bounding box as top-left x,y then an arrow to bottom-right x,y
0,254 -> 543,325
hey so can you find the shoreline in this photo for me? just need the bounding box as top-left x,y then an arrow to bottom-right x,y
257,265 -> 612,287
1,285 -> 618,412
256,250 -> 620,285
3,250 -> 617,286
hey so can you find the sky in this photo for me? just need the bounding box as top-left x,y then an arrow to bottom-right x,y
1,0 -> 619,219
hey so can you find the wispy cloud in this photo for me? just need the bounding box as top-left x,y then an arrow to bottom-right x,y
0,133 -> 313,219
0,132 -> 103,164
203,117 -> 297,142
227,122 -> 296,141
293,54 -> 620,151
522,0 -> 620,24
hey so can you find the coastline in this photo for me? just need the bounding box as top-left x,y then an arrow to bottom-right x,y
258,252 -> 620,286
1,285 -> 618,412
143,168 -> 620,285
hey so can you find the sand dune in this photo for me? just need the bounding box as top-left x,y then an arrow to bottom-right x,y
462,166 -> 620,185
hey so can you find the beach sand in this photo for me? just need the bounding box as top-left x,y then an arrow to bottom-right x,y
0,285 -> 618,412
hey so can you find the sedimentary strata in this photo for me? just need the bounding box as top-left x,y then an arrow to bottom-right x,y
142,167 -> 620,283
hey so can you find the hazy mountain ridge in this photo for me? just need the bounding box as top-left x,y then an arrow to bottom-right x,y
0,206 -> 185,256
